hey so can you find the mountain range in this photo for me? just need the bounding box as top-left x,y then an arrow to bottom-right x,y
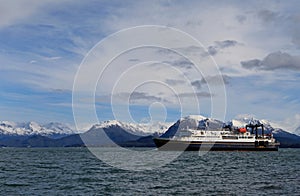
0,121 -> 79,138
0,115 -> 299,148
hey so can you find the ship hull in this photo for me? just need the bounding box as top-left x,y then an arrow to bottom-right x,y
153,138 -> 279,151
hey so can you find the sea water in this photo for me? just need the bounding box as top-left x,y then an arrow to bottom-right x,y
0,148 -> 299,195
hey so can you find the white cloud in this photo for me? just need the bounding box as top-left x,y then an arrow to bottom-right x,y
0,1 -> 279,91
1,1 -> 300,125
0,0 -> 70,28
0,1 -> 41,27
241,51 -> 300,71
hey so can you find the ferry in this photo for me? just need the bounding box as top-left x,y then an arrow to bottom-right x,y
153,120 -> 280,151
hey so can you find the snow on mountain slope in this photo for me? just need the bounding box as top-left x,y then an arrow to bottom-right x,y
180,115 -> 224,128
1,114 -> 299,140
161,115 -> 224,138
0,121 -> 78,138
231,114 -> 273,130
180,115 -> 208,122
94,120 -> 172,136
161,114 -> 300,139
43,122 -> 76,135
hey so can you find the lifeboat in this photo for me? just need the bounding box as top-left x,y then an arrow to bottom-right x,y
238,127 -> 247,133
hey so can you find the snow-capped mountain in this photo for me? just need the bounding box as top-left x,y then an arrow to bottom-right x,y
231,115 -> 274,130
93,120 -> 172,136
72,120 -> 172,147
179,115 -> 224,130
161,115 -> 224,138
158,114 -> 300,148
43,122 -> 76,135
0,115 -> 299,147
159,114 -> 290,136
0,121 -> 78,138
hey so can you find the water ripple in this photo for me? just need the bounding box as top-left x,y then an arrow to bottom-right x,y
0,148 -> 299,195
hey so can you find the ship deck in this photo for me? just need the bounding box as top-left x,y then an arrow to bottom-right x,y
153,138 -> 279,151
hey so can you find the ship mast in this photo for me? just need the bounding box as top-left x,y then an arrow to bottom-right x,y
245,120 -> 264,139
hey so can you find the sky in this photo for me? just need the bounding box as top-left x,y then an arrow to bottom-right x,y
0,0 -> 300,133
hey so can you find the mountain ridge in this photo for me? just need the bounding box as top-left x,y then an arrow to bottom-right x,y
0,121 -> 79,139
0,115 -> 299,148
